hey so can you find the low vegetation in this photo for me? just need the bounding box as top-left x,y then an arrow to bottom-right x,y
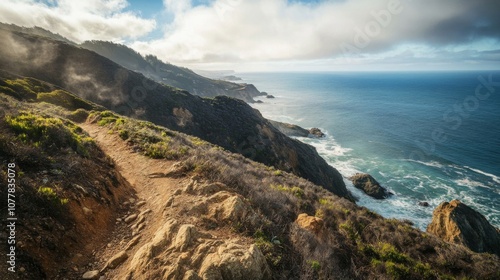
5,112 -> 95,157
88,110 -> 196,160
0,93 -> 133,279
0,73 -> 499,279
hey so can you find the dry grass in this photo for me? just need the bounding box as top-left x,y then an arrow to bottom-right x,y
0,74 -> 499,279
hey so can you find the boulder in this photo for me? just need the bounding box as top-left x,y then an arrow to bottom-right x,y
296,213 -> 324,234
427,200 -> 500,256
308,128 -> 325,138
199,243 -> 271,280
419,201 -> 430,207
82,270 -> 100,279
266,95 -> 275,99
349,173 -> 392,199
102,251 -> 128,271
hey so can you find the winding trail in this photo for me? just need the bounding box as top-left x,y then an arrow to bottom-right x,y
81,123 -> 185,279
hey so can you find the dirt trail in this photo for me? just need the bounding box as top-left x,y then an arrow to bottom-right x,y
80,122 -> 185,279
77,122 -> 269,280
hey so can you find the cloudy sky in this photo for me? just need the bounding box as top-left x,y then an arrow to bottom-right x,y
1,0 -> 499,71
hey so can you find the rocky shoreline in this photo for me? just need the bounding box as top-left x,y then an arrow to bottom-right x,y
265,105 -> 500,258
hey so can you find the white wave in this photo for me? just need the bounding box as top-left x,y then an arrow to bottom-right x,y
464,166 -> 500,184
405,159 -> 445,169
453,178 -> 490,189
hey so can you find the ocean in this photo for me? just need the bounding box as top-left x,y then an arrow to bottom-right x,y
241,71 -> 500,230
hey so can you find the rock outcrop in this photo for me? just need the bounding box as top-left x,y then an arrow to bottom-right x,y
308,128 -> 325,138
269,120 -> 309,137
269,121 -> 325,138
349,173 -> 392,199
427,200 -> 500,256
128,218 -> 271,279
0,29 -> 353,200
296,213 -> 324,234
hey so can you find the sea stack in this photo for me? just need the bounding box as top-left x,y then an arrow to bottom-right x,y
349,173 -> 392,199
427,200 -> 500,256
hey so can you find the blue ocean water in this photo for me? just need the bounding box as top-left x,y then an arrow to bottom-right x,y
242,71 -> 500,230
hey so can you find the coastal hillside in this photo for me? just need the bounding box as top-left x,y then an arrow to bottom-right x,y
1,74 -> 499,279
0,23 -> 264,103
0,29 -> 351,200
79,40 -> 263,102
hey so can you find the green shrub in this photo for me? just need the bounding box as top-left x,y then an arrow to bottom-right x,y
385,261 -> 410,279
254,229 -> 282,267
37,90 -> 94,110
273,170 -> 283,176
5,112 -> 94,156
413,262 -> 434,279
307,260 -> 321,271
270,184 -> 304,198
1,78 -> 38,100
118,129 -> 129,140
377,243 -> 410,264
38,187 -> 68,205
68,109 -> 90,122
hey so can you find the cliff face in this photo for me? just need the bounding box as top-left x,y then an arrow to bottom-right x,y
0,29 -> 351,200
427,200 -> 500,256
1,79 -> 500,280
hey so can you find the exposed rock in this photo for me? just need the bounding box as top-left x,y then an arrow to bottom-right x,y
266,95 -> 275,99
82,207 -> 92,216
124,214 -> 137,223
349,173 -> 392,199
419,201 -> 430,207
199,244 -> 271,280
427,200 -> 500,256
165,196 -> 174,207
255,100 -> 264,104
296,213 -> 324,234
127,218 -> 270,280
308,128 -> 325,138
136,201 -> 146,207
125,236 -> 141,251
102,251 -> 128,271
82,270 -> 100,279
174,224 -> 197,252
1,28 -> 354,202
208,194 -> 261,227
269,120 -> 309,137
183,270 -> 202,280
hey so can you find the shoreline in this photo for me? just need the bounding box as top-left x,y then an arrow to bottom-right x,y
246,75 -> 500,231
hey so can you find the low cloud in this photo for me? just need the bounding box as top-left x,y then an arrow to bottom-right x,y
132,0 -> 500,68
1,0 -> 499,70
0,0 -> 156,42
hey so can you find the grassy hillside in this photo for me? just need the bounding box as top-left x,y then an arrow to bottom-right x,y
0,29 -> 352,200
0,96 -> 134,279
0,74 -> 499,280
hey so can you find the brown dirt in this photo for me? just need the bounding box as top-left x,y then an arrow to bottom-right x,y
78,122 -> 249,279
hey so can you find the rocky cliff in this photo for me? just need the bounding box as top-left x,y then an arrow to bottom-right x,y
1,92 -> 499,279
427,200 -> 500,256
0,28 -> 352,200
